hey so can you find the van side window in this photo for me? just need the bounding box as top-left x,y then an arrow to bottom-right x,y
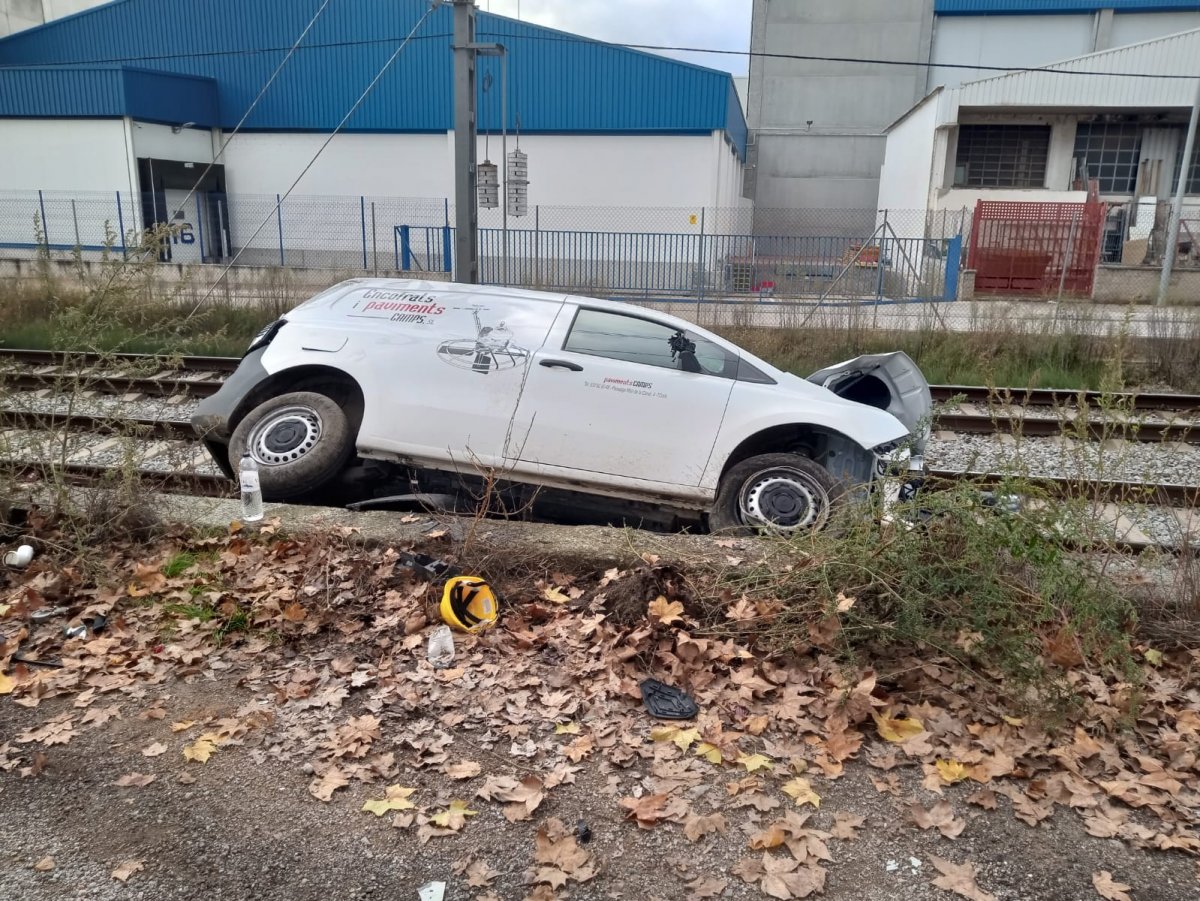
563,308 -> 737,378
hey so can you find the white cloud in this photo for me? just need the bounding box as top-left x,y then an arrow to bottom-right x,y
480,0 -> 751,74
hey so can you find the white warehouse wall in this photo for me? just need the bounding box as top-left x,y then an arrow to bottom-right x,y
0,118 -> 139,254
130,121 -> 217,165
0,118 -> 132,192
878,96 -> 941,216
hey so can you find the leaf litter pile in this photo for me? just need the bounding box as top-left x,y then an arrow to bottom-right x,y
2,521 -> 1199,900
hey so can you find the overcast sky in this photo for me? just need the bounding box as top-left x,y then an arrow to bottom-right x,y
481,0 -> 753,76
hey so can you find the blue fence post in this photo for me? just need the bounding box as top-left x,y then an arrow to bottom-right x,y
116,191 -> 127,259
195,194 -> 206,263
442,224 -> 452,273
276,194 -> 285,266
944,235 -> 962,301
393,227 -> 400,270
360,196 -> 368,270
400,226 -> 412,270
37,189 -> 49,250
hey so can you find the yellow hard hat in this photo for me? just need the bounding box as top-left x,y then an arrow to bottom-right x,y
440,576 -> 498,633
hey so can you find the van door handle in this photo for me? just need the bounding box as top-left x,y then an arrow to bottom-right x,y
539,359 -> 583,372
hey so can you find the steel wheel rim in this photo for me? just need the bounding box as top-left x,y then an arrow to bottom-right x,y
247,405 -> 323,466
738,467 -> 829,532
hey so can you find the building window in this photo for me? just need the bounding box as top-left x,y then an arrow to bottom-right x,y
953,125 -> 1051,189
1172,136 -> 1200,195
1073,123 -> 1142,194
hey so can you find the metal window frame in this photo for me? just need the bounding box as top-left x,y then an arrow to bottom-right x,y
954,124 -> 1051,189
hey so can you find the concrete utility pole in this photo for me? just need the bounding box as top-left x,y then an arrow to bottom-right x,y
1158,75 -> 1200,306
452,0 -> 479,283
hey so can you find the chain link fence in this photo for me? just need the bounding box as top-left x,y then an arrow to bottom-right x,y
2,190 -> 1198,338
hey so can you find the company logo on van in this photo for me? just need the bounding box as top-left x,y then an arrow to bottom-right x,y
348,290 -> 447,325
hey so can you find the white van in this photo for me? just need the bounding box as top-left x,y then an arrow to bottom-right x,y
192,280 -> 930,533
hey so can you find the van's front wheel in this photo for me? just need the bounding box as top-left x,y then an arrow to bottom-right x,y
709,453 -> 842,535
229,391 -> 355,500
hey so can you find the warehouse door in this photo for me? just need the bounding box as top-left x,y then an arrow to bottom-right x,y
137,159 -> 229,263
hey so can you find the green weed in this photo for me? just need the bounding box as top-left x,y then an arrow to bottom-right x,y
162,551 -> 199,578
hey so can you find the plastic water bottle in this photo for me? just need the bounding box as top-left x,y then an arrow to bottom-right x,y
426,625 -> 455,669
239,453 -> 264,522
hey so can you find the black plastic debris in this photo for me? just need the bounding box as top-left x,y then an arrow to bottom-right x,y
396,551 -> 459,581
640,678 -> 699,720
575,820 -> 592,844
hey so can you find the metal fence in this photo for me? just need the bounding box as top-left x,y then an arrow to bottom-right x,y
1,189 -> 1198,308
0,190 -> 964,303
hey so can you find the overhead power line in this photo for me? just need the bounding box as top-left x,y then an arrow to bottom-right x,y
184,0 -> 443,318
1,29 -> 1198,80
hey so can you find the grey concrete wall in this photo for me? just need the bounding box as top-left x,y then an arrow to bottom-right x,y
1094,265 -> 1200,306
746,0 -> 934,221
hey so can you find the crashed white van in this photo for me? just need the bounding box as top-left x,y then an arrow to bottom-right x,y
192,280 -> 930,532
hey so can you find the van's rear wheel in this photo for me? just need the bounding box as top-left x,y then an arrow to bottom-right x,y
709,453 -> 843,535
229,391 -> 355,500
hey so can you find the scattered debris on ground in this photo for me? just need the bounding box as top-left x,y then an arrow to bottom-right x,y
1,510 -> 1198,900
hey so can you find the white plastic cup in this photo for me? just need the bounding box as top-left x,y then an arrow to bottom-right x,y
4,544 -> 33,568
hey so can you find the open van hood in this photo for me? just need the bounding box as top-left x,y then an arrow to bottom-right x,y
807,352 -> 932,451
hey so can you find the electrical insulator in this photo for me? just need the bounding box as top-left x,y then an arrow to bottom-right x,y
506,149 -> 529,217
477,160 -> 499,209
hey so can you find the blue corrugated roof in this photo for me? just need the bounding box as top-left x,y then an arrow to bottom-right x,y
0,0 -> 746,158
0,65 -> 218,123
936,1 -> 1200,14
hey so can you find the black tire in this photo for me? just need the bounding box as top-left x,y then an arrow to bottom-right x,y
229,391 -> 355,501
709,453 -> 844,535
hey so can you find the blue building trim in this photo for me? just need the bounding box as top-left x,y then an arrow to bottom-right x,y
0,0 -> 746,157
936,1 -> 1200,14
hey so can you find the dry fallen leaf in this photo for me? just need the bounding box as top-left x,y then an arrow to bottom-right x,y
652,726 -> 699,751
687,875 -> 729,898
464,858 -> 501,888
830,812 -> 865,840
362,785 -> 418,817
910,801 -> 966,839
182,737 -> 217,763
1092,871 -> 1133,901
0,672 -> 17,695
542,587 -> 570,604
554,722 -> 580,735
140,742 -> 167,758
647,596 -> 685,626
111,860 -> 145,883
873,712 -> 925,743
620,793 -> 671,829
430,799 -> 478,831
781,777 -> 821,809
444,760 -> 482,780
694,742 -> 724,764
929,856 -> 996,901
683,812 -> 728,842
737,752 -> 773,773
113,772 -> 156,788
308,768 -> 349,802
937,759 -> 970,784
170,721 -> 195,733
33,856 -> 54,872
477,775 -> 545,822
835,592 -> 856,613
282,602 -> 308,623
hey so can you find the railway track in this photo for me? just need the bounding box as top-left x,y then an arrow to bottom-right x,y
3,349 -> 1199,444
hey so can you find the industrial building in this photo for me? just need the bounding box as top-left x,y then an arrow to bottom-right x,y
879,29 -> 1200,235
745,1 -> 1200,220
0,0 -> 748,268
